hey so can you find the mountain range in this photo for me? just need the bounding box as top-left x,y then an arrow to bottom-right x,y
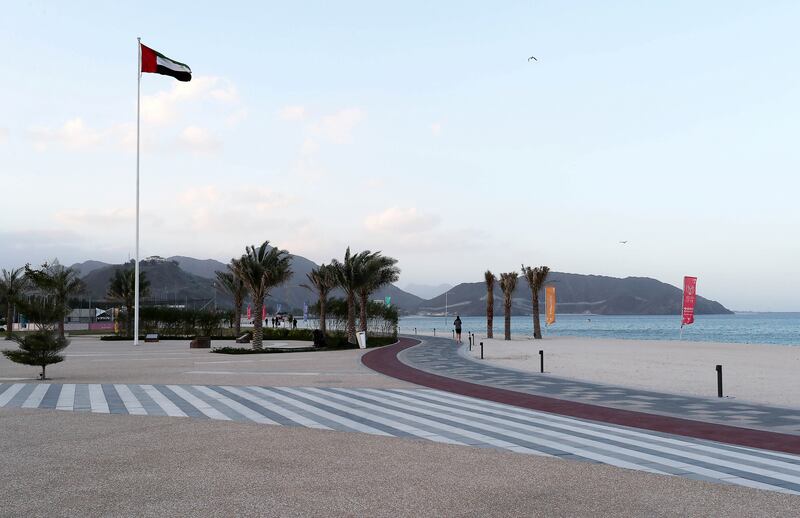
70,255 -> 732,316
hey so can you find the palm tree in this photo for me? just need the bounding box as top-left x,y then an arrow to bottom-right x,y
357,253 -> 400,335
25,260 -> 85,339
0,267 -> 30,339
301,263 -> 337,335
498,272 -> 518,341
484,270 -> 496,339
215,260 -> 246,336
107,268 -> 151,336
232,242 -> 292,349
331,247 -> 372,343
521,265 -> 551,339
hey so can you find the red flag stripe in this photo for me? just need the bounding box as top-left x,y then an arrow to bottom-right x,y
140,44 -> 158,74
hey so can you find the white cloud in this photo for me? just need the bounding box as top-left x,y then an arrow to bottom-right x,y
142,76 -> 240,125
431,122 -> 443,137
364,207 -> 440,234
226,108 -> 248,127
177,126 -> 221,153
278,105 -> 307,121
29,118 -> 105,151
309,108 -> 365,144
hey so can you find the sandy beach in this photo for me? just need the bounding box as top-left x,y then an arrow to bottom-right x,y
462,335 -> 800,408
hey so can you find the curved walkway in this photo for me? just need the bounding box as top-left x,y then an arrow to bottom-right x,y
362,336 -> 800,455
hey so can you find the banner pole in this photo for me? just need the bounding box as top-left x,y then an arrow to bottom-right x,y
679,280 -> 684,341
133,37 -> 141,346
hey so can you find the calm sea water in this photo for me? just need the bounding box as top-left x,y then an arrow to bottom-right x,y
399,313 -> 800,346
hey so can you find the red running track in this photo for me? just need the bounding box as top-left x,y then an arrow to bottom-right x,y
362,337 -> 800,455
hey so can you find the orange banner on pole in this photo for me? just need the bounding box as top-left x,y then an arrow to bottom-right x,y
545,286 -> 556,325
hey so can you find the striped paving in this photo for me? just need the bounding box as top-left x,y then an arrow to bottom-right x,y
1,382 -> 799,495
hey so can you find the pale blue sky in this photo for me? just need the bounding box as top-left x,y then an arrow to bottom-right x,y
1,1 -> 799,310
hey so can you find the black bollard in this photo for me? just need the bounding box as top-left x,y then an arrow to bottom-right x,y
434,328 -> 436,337
452,329 -> 455,339
716,364 -> 723,397
539,350 -> 544,373
414,327 -> 417,335
469,335 -> 472,351
480,341 -> 484,359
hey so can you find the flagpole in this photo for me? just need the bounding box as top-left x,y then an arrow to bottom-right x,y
134,37 -> 141,346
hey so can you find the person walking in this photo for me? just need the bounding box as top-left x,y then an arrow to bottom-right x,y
453,315 -> 462,344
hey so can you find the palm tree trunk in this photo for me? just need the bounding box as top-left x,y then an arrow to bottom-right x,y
359,289 -> 368,334
234,297 -> 242,336
319,298 -> 327,335
532,290 -> 542,339
252,298 -> 264,349
346,291 -> 356,343
487,292 -> 494,339
504,302 -> 511,340
125,304 -> 133,336
5,303 -> 12,339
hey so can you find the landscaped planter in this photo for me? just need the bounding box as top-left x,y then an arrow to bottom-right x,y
190,336 -> 211,348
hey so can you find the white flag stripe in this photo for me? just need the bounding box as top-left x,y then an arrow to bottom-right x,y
166,385 -> 230,421
0,384 -> 24,406
56,384 -> 76,410
141,385 -> 186,417
22,384 -> 50,408
156,55 -> 191,73
193,386 -> 277,424
114,384 -> 147,415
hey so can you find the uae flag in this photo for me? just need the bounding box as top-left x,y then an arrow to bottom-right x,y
140,43 -> 192,82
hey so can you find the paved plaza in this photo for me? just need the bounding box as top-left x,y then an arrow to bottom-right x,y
2,335 -> 799,516
1,381 -> 800,494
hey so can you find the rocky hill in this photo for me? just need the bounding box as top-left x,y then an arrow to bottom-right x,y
416,272 -> 732,316
77,254 -> 423,313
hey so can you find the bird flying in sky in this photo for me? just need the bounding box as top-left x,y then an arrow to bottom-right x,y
619,241 -> 629,244
528,56 -> 538,62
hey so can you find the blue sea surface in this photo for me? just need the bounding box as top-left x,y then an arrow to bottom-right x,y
399,313 -> 800,346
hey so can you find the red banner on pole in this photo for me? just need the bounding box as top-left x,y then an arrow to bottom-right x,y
682,276 -> 697,325
247,305 -> 251,320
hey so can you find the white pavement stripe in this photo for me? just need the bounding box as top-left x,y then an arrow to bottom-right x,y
244,387 -> 331,429
114,384 -> 147,415
370,389 -> 778,485
220,386 -> 318,427
301,387 -> 468,446
193,386 -> 277,424
141,385 -> 186,417
350,388 -> 670,474
88,384 -> 110,413
253,387 -> 391,436
329,388 -> 545,455
56,384 -> 75,410
166,385 -> 230,421
415,390 -> 800,474
21,384 -> 50,408
0,384 -> 25,406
